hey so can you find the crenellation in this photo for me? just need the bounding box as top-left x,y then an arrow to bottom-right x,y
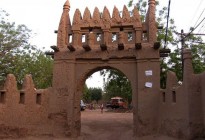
122,5 -> 131,25
58,4 -> 147,53
82,7 -> 91,27
72,9 -> 82,29
111,6 -> 121,26
132,6 -> 142,27
0,74 -> 49,130
91,7 -> 101,27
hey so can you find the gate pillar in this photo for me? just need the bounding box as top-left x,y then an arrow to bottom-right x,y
134,58 -> 160,136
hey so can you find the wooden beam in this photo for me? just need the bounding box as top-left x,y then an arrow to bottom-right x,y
50,45 -> 59,52
82,44 -> 91,51
100,44 -> 107,51
67,45 -> 76,52
135,43 -> 142,49
118,43 -> 124,50
160,53 -> 169,57
154,42 -> 160,49
160,49 -> 171,54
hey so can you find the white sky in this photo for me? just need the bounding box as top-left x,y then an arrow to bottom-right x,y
1,0 -> 205,88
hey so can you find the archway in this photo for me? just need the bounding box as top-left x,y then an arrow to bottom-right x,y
80,67 -> 133,139
49,0 -> 160,137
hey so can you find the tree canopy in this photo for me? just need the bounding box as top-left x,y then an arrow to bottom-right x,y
0,10 -> 53,89
101,69 -> 132,104
129,0 -> 205,84
82,87 -> 102,103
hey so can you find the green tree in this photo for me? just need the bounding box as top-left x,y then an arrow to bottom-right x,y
88,87 -> 102,103
0,10 -> 53,89
101,69 -> 132,104
129,0 -> 205,84
167,33 -> 205,82
82,84 -> 92,103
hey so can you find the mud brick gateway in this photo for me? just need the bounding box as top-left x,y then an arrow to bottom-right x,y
0,0 -> 205,139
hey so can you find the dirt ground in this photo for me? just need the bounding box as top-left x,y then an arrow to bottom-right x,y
80,109 -> 178,140
4,108 -> 181,140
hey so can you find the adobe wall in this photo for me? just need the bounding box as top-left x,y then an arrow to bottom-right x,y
200,72 -> 205,136
0,74 -> 72,138
0,74 -> 50,138
159,71 -> 190,138
159,50 -> 205,139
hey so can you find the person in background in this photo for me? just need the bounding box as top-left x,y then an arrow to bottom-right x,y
100,103 -> 104,113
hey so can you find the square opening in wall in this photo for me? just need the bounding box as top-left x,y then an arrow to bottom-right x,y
162,92 -> 165,103
172,91 -> 176,103
112,33 -> 117,42
142,33 -> 147,41
36,93 -> 41,105
82,34 -> 86,43
69,35 -> 72,43
96,33 -> 102,42
0,91 -> 6,104
19,92 -> 25,104
128,32 -> 133,42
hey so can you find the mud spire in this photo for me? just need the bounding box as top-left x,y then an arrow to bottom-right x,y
57,0 -> 71,51
63,0 -> 70,10
146,0 -> 157,45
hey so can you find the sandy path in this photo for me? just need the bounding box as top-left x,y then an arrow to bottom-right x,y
80,109 -> 177,140
81,109 -> 134,140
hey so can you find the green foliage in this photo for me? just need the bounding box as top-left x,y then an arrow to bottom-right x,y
130,0 -> 205,85
86,87 -> 102,103
82,86 -> 103,103
82,84 -> 91,103
191,44 -> 205,73
0,10 -> 53,89
167,46 -> 183,81
101,69 -> 132,104
185,34 -> 205,73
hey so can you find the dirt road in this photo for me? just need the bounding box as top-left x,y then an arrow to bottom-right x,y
81,109 -> 134,140
80,109 -> 177,140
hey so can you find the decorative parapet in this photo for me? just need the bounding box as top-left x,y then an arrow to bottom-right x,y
57,0 -> 158,52
0,74 -> 49,126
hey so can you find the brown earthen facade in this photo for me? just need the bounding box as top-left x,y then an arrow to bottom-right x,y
0,0 -> 205,139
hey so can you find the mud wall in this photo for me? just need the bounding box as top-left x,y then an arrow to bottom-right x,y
0,74 -> 49,138
200,72 -> 205,137
159,50 -> 205,139
159,71 -> 190,139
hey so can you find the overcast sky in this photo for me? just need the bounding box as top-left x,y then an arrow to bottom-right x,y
1,0 -> 205,88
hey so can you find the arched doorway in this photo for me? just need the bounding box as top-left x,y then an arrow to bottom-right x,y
75,65 -> 137,135
80,67 -> 133,139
